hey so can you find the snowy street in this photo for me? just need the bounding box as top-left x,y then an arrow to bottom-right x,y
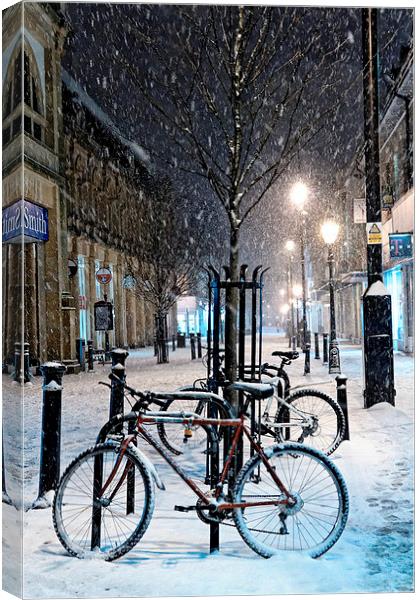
2,334 -> 414,596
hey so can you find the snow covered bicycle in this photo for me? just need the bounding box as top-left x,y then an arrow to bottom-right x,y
157,350 -> 345,456
53,382 -> 349,562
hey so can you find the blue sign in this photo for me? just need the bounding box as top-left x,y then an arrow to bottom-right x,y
389,233 -> 413,259
2,200 -> 49,243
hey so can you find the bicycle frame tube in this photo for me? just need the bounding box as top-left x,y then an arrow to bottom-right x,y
97,413 -> 293,514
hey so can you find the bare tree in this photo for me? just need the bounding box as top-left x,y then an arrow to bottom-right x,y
96,5 -> 353,390
125,177 -> 203,362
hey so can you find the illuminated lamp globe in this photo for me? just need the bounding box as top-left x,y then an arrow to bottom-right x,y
321,221 -> 340,245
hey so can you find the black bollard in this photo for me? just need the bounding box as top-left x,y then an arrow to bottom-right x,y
323,333 -> 328,364
2,429 -> 12,505
291,335 -> 296,352
12,342 -> 21,383
33,362 -> 66,508
172,334 -> 176,351
314,333 -> 320,359
87,339 -> 94,372
336,375 -> 350,441
23,342 -> 31,382
109,349 -> 129,427
197,333 -> 202,359
190,333 -> 196,360
304,343 -> 311,375
76,338 -> 86,372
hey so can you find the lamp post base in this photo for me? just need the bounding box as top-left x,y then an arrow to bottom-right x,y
328,339 -> 341,374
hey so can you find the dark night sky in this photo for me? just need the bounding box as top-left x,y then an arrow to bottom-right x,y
59,3 -> 413,298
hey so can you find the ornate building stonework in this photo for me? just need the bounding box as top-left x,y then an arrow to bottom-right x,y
2,3 -> 165,370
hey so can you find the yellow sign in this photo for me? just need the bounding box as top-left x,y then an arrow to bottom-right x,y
366,222 -> 382,245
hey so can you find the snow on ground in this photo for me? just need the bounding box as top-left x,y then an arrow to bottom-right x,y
2,334 -> 414,596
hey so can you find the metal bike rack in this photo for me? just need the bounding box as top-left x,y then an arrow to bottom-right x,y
204,264 -> 268,553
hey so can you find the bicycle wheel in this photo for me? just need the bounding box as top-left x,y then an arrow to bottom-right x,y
157,394 -> 212,455
53,442 -> 154,561
232,443 -> 349,558
275,389 -> 345,455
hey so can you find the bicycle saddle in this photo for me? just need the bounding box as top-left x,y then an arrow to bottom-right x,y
271,350 -> 299,360
227,382 -> 274,399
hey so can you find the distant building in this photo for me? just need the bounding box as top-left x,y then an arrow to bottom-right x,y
2,4 -> 175,371
312,45 -> 413,353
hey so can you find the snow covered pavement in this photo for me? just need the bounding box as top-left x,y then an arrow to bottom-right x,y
2,335 -> 414,596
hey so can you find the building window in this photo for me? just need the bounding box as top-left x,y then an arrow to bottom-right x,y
2,43 -> 45,147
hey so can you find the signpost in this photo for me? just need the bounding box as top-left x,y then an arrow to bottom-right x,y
95,267 -> 113,360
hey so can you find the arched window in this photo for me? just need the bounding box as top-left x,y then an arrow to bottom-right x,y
3,41 -> 45,146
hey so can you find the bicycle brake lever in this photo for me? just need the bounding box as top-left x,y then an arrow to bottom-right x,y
98,381 -> 112,389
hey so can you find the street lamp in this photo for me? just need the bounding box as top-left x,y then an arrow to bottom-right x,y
290,182 -> 310,374
321,220 -> 341,374
285,240 -> 297,350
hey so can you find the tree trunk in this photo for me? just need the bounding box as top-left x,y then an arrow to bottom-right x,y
155,312 -> 169,364
224,226 -> 239,412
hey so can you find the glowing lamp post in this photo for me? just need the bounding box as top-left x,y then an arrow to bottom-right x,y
285,240 -> 296,350
321,220 -> 341,374
291,182 -> 310,374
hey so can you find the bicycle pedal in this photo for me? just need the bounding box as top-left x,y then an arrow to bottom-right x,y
174,505 -> 196,512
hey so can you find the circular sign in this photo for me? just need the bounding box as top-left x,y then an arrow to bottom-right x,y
96,267 -> 112,285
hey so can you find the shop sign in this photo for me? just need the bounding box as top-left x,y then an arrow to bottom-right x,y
2,199 -> 49,243
389,233 -> 413,259
94,300 -> 114,331
96,267 -> 112,285
366,222 -> 382,245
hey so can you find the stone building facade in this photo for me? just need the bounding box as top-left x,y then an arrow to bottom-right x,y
2,3 -> 170,370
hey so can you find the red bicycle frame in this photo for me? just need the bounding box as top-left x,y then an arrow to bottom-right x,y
100,412 -> 293,513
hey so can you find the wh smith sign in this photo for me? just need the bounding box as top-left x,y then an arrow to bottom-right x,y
2,200 -> 49,243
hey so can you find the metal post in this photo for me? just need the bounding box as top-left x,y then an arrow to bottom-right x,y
2,429 -> 12,505
328,247 -> 341,374
362,8 -> 395,407
109,349 -> 129,429
76,338 -> 86,371
197,333 -> 202,358
300,221 -> 310,374
336,375 -> 350,441
87,339 -> 94,371
323,333 -> 328,364
33,362 -> 66,508
190,333 -> 196,360
314,333 -> 320,359
172,334 -> 176,351
23,342 -> 31,382
288,256 -> 296,353
13,342 -> 21,383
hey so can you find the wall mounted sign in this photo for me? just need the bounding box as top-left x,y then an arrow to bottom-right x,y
123,274 -> 136,289
389,233 -> 413,259
366,222 -> 382,245
68,258 -> 78,278
2,199 -> 49,243
94,300 -> 114,331
96,267 -> 112,285
353,198 -> 366,224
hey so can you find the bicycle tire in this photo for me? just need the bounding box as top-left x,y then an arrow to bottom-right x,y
232,443 -> 349,558
275,389 -> 345,456
53,442 -> 154,561
157,394 -> 210,455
